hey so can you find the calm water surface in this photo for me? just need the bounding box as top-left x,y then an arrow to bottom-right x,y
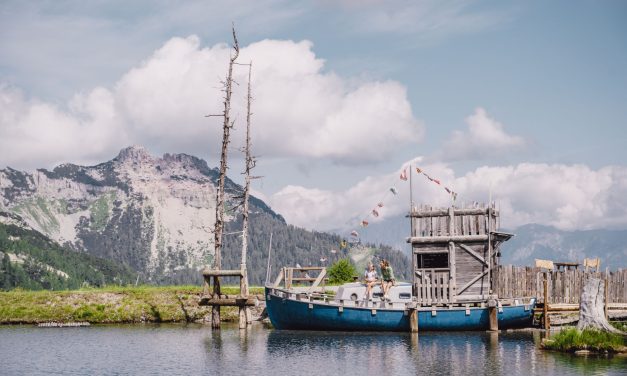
1,323 -> 625,375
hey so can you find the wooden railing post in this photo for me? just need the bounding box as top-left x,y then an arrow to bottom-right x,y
543,272 -> 550,330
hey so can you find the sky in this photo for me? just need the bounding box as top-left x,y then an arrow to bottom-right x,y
1,0 -> 626,233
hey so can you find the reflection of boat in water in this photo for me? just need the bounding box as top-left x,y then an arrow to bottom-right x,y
266,203 -> 536,331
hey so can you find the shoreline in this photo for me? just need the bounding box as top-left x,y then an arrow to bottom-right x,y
0,286 -> 265,325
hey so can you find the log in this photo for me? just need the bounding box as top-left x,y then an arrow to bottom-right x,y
577,277 -> 623,334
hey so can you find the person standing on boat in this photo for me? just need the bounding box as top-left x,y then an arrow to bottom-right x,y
380,259 -> 395,301
364,263 -> 378,301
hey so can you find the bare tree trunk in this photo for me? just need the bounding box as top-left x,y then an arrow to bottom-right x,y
577,277 -> 623,334
212,26 -> 240,330
239,61 -> 254,329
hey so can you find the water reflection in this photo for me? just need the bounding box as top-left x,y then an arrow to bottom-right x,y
0,324 -> 625,375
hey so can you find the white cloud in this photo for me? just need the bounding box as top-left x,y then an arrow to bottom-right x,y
438,107 -> 526,162
0,35 -> 423,169
270,159 -> 627,232
0,84 -> 125,169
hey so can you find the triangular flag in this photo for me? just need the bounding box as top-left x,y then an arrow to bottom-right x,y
400,168 -> 408,181
350,231 -> 358,237
445,187 -> 451,194
433,179 -> 441,185
390,187 -> 398,195
416,167 -> 422,174
361,220 -> 369,227
377,202 -> 384,208
372,209 -> 379,217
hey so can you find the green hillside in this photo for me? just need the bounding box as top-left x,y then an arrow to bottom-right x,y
0,223 -> 136,290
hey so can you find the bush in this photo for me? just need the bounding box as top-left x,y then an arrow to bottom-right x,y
542,327 -> 626,353
327,259 -> 357,284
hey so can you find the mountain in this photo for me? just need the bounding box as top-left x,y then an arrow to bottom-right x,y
359,216 -> 627,270
500,223 -> 627,268
0,212 -> 136,290
0,146 -> 410,286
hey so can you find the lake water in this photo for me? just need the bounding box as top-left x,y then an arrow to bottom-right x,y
1,323 -> 625,375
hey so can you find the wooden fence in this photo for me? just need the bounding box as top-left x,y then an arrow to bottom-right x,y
495,266 -> 627,304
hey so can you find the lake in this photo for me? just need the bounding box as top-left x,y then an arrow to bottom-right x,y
0,324 -> 625,375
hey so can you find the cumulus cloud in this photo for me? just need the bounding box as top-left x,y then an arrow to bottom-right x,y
270,160 -> 627,232
438,107 -> 526,162
0,35 -> 423,169
0,84 -> 126,169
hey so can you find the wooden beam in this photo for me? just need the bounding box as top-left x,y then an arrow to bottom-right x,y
308,268 -> 327,292
199,296 -> 258,307
202,269 -> 244,277
407,235 -> 488,244
409,208 -> 498,218
457,243 -> 488,266
457,269 -> 489,295
272,269 -> 284,288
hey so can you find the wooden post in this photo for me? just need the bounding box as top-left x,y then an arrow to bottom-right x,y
410,309 -> 419,333
543,272 -> 550,330
604,277 -> 609,320
488,306 -> 498,331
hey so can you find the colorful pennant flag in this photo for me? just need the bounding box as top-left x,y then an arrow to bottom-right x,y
416,167 -> 422,174
400,168 -> 408,181
390,187 -> 398,195
372,209 -> 379,217
350,231 -> 359,237
361,220 -> 369,227
377,202 -> 384,208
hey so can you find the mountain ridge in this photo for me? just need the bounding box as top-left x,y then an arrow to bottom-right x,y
0,146 -> 410,285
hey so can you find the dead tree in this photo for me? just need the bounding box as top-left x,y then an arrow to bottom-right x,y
577,277 -> 623,334
238,61 -> 256,329
211,25 -> 239,329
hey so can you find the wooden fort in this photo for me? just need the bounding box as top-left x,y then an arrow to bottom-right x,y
408,203 -> 512,306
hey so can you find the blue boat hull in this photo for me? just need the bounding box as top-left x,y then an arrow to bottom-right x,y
265,287 -> 535,332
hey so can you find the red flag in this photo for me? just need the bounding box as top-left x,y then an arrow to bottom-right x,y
433,179 -> 441,185
361,220 -> 369,227
400,168 -> 408,181
372,209 -> 379,217
350,230 -> 358,237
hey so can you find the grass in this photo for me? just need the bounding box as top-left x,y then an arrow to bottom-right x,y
542,327 -> 626,353
0,285 -> 264,324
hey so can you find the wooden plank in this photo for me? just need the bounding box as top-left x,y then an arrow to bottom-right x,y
202,269 -> 244,277
272,269 -> 284,288
408,235 -> 489,244
308,268 -> 327,292
457,243 -> 488,266
457,269 -> 489,295
199,297 -> 258,306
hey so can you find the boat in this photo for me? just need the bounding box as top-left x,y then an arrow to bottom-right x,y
265,203 -> 537,331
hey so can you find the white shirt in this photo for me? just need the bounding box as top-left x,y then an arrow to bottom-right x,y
364,269 -> 377,282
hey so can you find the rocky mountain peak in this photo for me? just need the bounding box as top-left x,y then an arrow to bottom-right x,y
115,145 -> 154,164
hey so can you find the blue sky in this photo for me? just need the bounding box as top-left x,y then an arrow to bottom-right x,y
1,1 -> 626,231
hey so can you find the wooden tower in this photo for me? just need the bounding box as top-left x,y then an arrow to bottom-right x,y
407,203 -> 512,306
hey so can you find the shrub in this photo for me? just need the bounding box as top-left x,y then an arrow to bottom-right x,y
327,259 -> 357,284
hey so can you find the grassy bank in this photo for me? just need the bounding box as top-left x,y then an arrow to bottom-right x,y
542,327 -> 627,354
0,285 -> 264,324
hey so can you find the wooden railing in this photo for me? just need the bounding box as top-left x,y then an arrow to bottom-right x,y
414,270 -> 451,305
272,266 -> 327,292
